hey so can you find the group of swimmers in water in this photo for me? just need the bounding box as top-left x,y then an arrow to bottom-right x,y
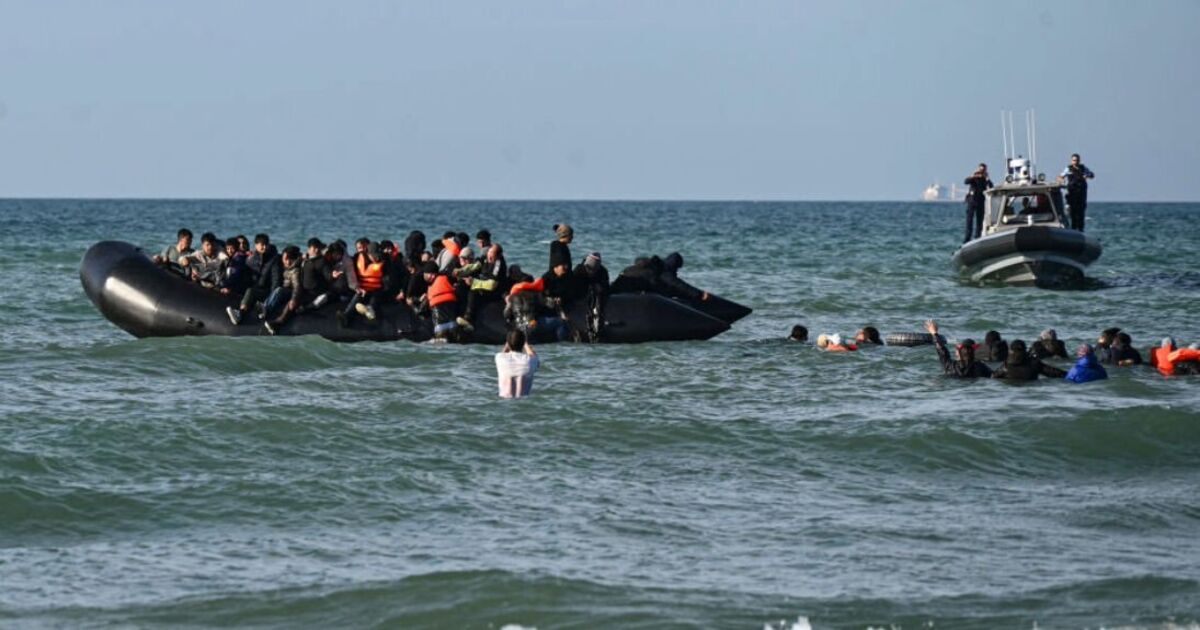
150,224 -> 712,341
788,322 -> 1200,381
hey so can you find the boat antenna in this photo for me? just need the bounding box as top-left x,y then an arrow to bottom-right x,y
1030,109 -> 1038,176
1000,111 -> 1009,162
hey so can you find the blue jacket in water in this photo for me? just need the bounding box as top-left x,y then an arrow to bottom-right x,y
1065,354 -> 1108,383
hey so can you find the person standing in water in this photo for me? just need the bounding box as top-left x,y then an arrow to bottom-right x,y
962,163 -> 993,243
1059,153 -> 1095,231
495,329 -> 539,399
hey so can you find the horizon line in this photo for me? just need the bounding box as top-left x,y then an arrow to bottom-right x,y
1,195 -> 1196,204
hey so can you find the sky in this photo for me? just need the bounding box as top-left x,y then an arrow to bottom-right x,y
1,0 -> 1197,201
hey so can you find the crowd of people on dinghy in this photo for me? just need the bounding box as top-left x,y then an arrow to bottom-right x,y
150,223 -> 714,341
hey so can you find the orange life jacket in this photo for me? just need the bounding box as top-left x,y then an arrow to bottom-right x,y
428,274 -> 456,307
1155,347 -> 1200,375
441,238 -> 461,258
356,255 -> 384,292
509,277 -> 545,296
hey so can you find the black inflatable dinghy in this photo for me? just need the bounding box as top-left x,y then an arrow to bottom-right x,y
80,241 -> 732,344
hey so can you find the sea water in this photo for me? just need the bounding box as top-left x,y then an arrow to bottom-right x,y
1,199 -> 1198,628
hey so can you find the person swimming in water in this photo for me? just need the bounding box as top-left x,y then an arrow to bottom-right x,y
788,325 -> 808,342
816,333 -> 857,352
925,320 -> 992,378
1029,328 -> 1068,360
854,326 -> 882,345
1065,344 -> 1108,383
991,339 -> 1067,381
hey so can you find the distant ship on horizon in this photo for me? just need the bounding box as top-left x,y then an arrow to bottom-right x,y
922,181 -> 963,202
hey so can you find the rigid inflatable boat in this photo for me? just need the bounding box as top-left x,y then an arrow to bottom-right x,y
80,241 -> 736,344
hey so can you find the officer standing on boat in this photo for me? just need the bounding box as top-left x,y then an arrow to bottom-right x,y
962,163 -> 993,243
1059,153 -> 1095,232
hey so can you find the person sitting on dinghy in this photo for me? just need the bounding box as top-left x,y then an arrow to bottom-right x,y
264,245 -> 303,334
227,234 -> 281,325
152,228 -> 194,271
339,243 -> 386,326
218,237 -> 249,297
180,232 -> 225,289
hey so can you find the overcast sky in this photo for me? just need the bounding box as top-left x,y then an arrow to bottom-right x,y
1,0 -> 1196,200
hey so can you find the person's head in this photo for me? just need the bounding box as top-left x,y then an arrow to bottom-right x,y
584,251 -> 602,270
1040,328 -> 1057,342
355,238 -> 370,254
1071,153 -> 1081,165
977,162 -> 988,174
380,239 -> 395,254
455,232 -> 470,248
1098,327 -> 1121,347
816,334 -> 830,349
487,243 -> 502,263
855,326 -> 881,344
1008,339 -> 1028,364
475,229 -> 492,249
663,252 -> 683,273
1077,343 -> 1094,359
984,330 -> 1002,345
325,242 -> 345,261
1162,336 -> 1177,350
176,228 -> 194,249
956,338 -> 977,363
366,243 -> 382,262
200,232 -> 218,256
430,239 -> 445,256
254,233 -> 270,254
1115,332 -> 1132,348
789,325 -> 808,342
554,223 -> 574,243
282,245 -> 301,266
422,261 -> 439,281
307,237 -> 325,257
553,262 -> 569,277
506,329 -> 527,353
459,247 -> 475,263
224,237 -> 239,257
1009,339 -> 1027,354
235,234 -> 249,252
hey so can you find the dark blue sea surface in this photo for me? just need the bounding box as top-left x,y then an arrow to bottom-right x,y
1,199 -> 1198,629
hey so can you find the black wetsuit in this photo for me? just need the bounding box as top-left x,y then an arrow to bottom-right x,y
992,352 -> 1067,380
978,340 -> 1009,363
963,174 -> 993,242
549,240 -> 572,272
1064,164 -> 1092,231
574,260 -> 610,341
1110,344 -> 1144,366
934,336 -> 993,378
1029,339 -> 1068,360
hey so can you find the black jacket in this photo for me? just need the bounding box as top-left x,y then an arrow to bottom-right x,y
611,256 -> 663,293
300,255 -> 330,295
248,246 -> 282,292
992,352 -> 1067,380
549,240 -> 572,271
404,231 -> 426,268
1030,339 -> 1068,360
934,337 -> 993,378
964,174 -> 993,207
658,252 -> 704,301
978,340 -> 1009,363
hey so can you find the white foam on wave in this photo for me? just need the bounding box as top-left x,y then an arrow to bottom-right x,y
763,616 -> 812,630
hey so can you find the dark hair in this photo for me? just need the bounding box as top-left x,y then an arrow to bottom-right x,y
1101,327 -> 1121,340
254,233 -> 270,245
380,239 -> 394,251
1071,153 -> 1080,160
176,228 -> 194,240
326,242 -> 345,256
476,229 -> 491,241
1116,332 -> 1132,346
789,325 -> 808,341
455,232 -> 469,247
978,163 -> 987,169
355,237 -> 370,247
282,245 -> 301,259
200,231 -> 218,245
224,236 -> 240,248
307,237 -> 324,250
1010,339 -> 1027,352
431,240 -> 445,255
984,330 -> 1001,344
442,231 -> 456,240
861,326 -> 881,344
506,329 -> 526,352
422,261 -> 440,275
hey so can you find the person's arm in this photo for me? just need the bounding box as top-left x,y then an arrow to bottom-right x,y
1083,165 -> 1095,178
1039,361 -> 1067,378
926,320 -> 952,372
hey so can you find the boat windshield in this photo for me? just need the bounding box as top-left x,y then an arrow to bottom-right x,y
986,188 -> 1065,230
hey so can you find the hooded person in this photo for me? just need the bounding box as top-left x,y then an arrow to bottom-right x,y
573,251 -> 610,342
979,330 -> 1009,363
1030,328 -> 1069,360
542,244 -> 581,311
925,320 -> 992,378
404,230 -> 427,271
1065,343 -> 1108,383
611,256 -> 664,294
657,252 -> 710,302
992,339 -> 1068,381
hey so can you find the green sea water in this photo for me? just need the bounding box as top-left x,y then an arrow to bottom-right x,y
1,199 -> 1198,629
